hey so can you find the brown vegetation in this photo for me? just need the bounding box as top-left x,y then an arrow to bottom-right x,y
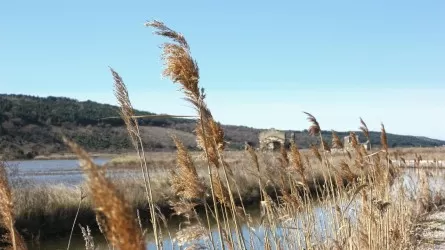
1,19 -> 444,250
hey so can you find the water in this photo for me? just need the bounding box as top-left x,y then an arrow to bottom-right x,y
6,158 -> 111,185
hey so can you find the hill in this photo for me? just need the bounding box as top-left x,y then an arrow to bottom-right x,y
1,94 -> 444,160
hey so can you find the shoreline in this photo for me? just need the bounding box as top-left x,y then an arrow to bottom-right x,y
10,177 -> 333,241
415,204 -> 445,249
2,146 -> 444,162
2,153 -> 118,161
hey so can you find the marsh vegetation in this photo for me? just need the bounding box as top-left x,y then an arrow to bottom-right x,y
1,20 -> 444,250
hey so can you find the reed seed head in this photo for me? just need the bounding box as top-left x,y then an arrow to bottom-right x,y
147,20 -> 226,168
62,137 -> 145,250
310,144 -> 322,163
171,136 -> 205,200
211,173 -> 230,205
349,132 -> 359,149
111,67 -> 139,149
0,161 -> 27,250
303,112 -> 320,136
332,131 -> 344,149
279,144 -> 289,168
290,142 -> 304,175
359,117 -> 370,140
380,123 -> 388,152
321,139 -> 331,152
245,142 -> 260,173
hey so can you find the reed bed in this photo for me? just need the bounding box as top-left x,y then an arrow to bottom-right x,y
1,19 -> 444,250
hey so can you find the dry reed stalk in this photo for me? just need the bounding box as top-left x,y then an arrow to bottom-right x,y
195,114 -> 224,168
79,224 -> 94,250
146,20 -> 235,249
245,143 -> 264,205
245,143 -> 260,173
304,113 -> 341,233
310,144 -> 322,163
62,137 -> 145,250
67,189 -> 86,250
417,170 -> 431,214
339,161 -> 357,183
216,159 -> 249,250
350,132 -> 359,149
289,142 -> 308,186
168,198 -> 199,221
145,20 -> 224,167
0,162 -> 27,250
331,131 -> 344,149
321,139 -> 331,153
279,144 -> 289,168
303,112 -> 320,136
170,135 -> 205,200
111,68 -> 139,149
380,123 -> 388,153
95,212 -> 111,249
359,117 -> 372,150
174,224 -> 208,247
211,173 -> 230,207
111,67 -> 160,248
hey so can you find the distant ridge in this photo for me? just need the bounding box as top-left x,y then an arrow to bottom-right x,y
1,94 -> 444,160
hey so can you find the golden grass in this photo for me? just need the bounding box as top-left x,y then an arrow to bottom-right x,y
62,137 -> 145,250
0,161 -> 27,250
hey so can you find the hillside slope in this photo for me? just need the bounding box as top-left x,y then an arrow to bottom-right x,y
1,94 -> 444,159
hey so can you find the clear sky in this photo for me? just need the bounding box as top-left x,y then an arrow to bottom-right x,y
1,1 -> 444,139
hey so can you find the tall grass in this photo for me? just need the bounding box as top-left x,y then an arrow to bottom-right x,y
0,161 -> 27,250
1,19 -> 443,250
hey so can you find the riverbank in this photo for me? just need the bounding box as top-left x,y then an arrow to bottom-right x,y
0,152 -> 118,161
414,203 -> 445,249
2,147 -> 445,249
2,146 -> 444,161
7,150 -> 362,241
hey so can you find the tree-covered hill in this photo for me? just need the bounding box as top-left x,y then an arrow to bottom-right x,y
1,94 -> 444,160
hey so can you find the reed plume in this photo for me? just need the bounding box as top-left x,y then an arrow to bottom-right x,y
245,143 -> 260,173
111,67 -> 160,248
303,112 -> 320,136
339,161 -> 357,182
175,224 -> 208,247
145,20 -> 228,248
349,132 -> 359,149
321,139 -> 331,153
146,20 -> 224,168
111,68 -> 139,148
310,144 -> 322,163
380,123 -> 388,152
195,118 -> 224,167
279,144 -> 289,168
170,135 -> 205,200
332,131 -> 344,149
359,117 -> 370,141
95,212 -> 111,248
168,198 -> 199,220
212,173 -> 230,206
289,142 -> 307,185
79,224 -> 95,250
0,161 -> 27,250
62,137 -> 145,250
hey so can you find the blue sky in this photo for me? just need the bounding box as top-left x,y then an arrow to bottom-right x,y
1,1 -> 444,139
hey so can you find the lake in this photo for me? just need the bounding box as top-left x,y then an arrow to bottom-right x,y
6,158 -> 111,185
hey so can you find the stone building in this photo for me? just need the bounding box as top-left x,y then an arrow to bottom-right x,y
343,134 -> 370,151
258,129 -> 296,151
